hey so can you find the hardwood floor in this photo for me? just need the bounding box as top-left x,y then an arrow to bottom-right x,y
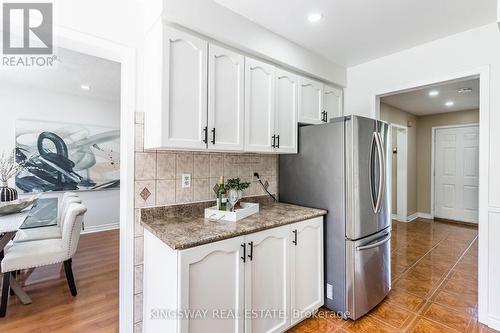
0,221 -> 496,333
0,230 -> 119,333
289,219 -> 499,333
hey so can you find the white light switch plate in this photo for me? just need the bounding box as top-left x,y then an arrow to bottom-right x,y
181,174 -> 191,188
326,283 -> 333,300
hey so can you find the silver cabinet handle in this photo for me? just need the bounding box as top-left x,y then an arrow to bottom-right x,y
356,234 -> 391,251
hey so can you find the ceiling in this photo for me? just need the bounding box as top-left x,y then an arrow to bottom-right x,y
380,78 -> 479,115
213,0 -> 497,67
0,47 -> 121,103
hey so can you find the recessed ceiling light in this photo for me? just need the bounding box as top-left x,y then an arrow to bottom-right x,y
80,84 -> 91,91
428,90 -> 439,97
457,87 -> 473,94
445,101 -> 454,107
307,13 -> 323,23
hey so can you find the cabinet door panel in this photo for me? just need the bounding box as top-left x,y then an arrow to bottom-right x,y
245,57 -> 275,152
298,77 -> 323,125
323,85 -> 343,120
208,44 -> 245,151
290,217 -> 324,325
245,226 -> 290,333
179,237 -> 245,333
164,27 -> 208,149
275,69 -> 298,154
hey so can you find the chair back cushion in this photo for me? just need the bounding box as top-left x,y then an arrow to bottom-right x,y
59,196 -> 82,229
61,203 -> 87,259
61,192 -> 78,202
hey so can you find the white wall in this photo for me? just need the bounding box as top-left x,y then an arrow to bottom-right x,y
150,0 -> 346,86
498,0 -> 500,29
345,23 -> 500,329
0,83 -> 121,232
53,0 -> 145,112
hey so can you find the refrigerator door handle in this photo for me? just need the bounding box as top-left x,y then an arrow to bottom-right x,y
356,233 -> 391,251
374,132 -> 386,213
369,132 -> 378,213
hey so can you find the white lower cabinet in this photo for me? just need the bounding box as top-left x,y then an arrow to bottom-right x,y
244,226 -> 290,333
290,218 -> 324,325
143,217 -> 324,333
179,236 -> 245,333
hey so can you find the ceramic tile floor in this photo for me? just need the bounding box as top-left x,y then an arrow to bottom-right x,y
288,219 -> 499,333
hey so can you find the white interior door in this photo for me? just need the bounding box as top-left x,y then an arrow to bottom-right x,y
245,226 -> 290,333
434,125 -> 479,223
245,57 -> 275,152
208,44 -> 245,151
164,27 -> 208,149
275,69 -> 298,154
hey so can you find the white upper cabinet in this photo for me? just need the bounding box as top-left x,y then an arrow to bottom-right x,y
208,45 -> 245,151
298,76 -> 323,125
145,26 -> 208,150
275,69 -> 298,154
323,85 -> 343,120
165,28 -> 208,149
144,24 -> 339,152
245,57 -> 275,152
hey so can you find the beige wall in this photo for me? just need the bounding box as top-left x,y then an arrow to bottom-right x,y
416,109 -> 479,213
380,103 -> 418,215
381,104 -> 479,217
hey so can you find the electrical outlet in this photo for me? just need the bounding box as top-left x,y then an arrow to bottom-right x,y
326,283 -> 333,300
181,174 -> 191,188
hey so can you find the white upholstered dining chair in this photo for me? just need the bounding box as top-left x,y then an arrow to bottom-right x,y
0,202 -> 87,317
14,194 -> 82,243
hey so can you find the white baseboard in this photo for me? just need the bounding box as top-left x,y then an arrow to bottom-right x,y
487,314 -> 500,331
392,213 -> 419,222
417,212 -> 433,219
81,222 -> 119,234
407,213 -> 419,222
392,214 -> 407,222
391,212 -> 434,222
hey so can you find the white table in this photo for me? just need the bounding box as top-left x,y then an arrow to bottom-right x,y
0,209 -> 33,305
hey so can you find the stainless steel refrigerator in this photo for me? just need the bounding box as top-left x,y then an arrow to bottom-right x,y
279,115 -> 391,320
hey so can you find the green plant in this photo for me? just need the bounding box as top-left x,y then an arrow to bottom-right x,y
225,178 -> 250,191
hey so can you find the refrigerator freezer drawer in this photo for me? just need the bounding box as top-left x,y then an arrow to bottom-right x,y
346,229 -> 391,319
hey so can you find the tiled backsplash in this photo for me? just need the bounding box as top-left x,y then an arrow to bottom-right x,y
132,112 -> 278,331
134,151 -> 278,208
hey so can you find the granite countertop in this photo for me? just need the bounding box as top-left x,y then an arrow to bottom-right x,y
140,197 -> 327,250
